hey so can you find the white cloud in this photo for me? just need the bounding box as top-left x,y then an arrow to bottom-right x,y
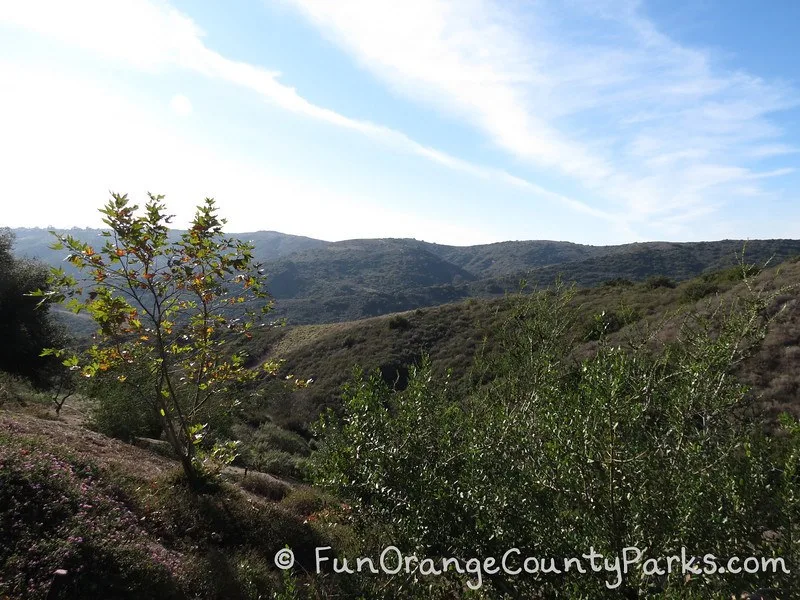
0,0 -> 614,226
748,144 -> 798,159
2,0 -> 796,242
285,0 -> 798,229
169,94 -> 193,117
0,60 -> 499,244
0,0 -> 203,71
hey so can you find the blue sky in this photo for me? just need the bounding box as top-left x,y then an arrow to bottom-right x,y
1,0 -> 798,245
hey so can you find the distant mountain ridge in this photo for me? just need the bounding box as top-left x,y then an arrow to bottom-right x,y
9,228 -> 327,265
9,227 -> 800,325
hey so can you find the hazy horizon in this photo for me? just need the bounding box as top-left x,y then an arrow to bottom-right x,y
8,223 -> 800,250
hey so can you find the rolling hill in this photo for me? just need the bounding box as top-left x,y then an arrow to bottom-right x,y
234,257 -> 800,432
9,227 -> 326,266
10,227 -> 800,326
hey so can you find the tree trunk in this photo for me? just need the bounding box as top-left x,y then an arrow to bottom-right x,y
156,402 -> 202,490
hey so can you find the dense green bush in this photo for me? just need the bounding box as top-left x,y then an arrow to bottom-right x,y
248,421 -> 310,456
239,473 -> 291,501
0,229 -> 66,388
0,371 -> 52,408
387,315 -> 411,331
232,421 -> 311,479
232,420 -> 310,478
603,277 -> 634,287
280,487 -> 328,518
253,450 -> 307,479
583,305 -> 641,341
86,375 -> 162,441
313,281 -> 800,598
708,264 -> 761,283
681,264 -> 762,304
644,274 -> 676,289
681,280 -> 719,303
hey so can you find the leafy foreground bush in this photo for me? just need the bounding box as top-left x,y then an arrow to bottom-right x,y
313,282 -> 800,599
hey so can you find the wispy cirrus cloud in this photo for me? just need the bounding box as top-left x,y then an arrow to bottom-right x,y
0,0 -> 614,224
0,58 -> 499,244
2,0 -> 796,240
285,0 -> 798,231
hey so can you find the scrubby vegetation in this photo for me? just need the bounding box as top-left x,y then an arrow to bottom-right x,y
0,425 -> 183,599
0,229 -> 66,388
239,259 -> 800,430
0,408 -> 358,599
313,279 -> 800,598
3,205 -> 800,598
16,227 -> 800,326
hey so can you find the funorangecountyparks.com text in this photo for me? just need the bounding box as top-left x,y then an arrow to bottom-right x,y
273,545 -> 790,590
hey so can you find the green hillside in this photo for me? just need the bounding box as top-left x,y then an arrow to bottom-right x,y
236,257 -> 800,432
3,224 -> 799,599
260,238 -> 800,324
15,228 -> 800,327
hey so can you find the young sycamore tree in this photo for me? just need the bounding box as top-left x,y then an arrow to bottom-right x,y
34,193 -> 304,487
